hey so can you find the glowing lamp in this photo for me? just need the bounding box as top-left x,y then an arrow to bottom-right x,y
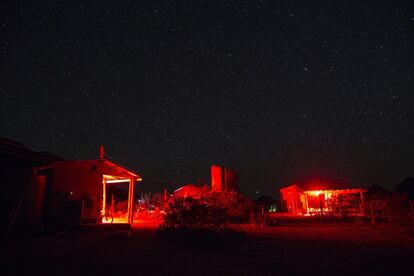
312,191 -> 321,196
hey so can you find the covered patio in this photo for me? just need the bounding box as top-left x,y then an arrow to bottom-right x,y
34,157 -> 142,226
280,180 -> 367,216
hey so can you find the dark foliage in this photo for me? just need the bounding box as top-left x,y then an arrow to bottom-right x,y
161,197 -> 227,230
158,196 -> 246,242
325,194 -> 362,218
209,192 -> 255,223
254,195 -> 279,210
161,192 -> 255,230
367,184 -> 389,198
395,178 -> 414,201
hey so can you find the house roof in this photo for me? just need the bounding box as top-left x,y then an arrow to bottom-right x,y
0,137 -> 62,167
295,180 -> 352,191
39,158 -> 140,179
1,138 -> 140,180
281,179 -> 366,192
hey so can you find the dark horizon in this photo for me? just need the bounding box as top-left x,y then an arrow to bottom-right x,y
1,1 -> 413,197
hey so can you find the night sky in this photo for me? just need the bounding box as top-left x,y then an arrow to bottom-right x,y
1,1 -> 413,197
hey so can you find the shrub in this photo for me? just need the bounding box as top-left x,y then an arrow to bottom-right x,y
208,192 -> 255,223
158,196 -> 247,243
161,197 -> 227,230
326,194 -> 361,218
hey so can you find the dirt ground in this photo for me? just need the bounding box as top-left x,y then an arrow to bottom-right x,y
2,223 -> 414,275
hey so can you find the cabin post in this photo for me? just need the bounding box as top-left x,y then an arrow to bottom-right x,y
304,194 -> 309,215
319,193 -> 324,216
127,178 -> 135,223
102,178 -> 106,219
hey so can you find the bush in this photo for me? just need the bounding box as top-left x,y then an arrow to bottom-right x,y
161,191 -> 255,229
158,196 -> 247,242
327,194 -> 362,218
365,192 -> 411,225
387,192 -> 411,225
209,192 -> 255,223
158,192 -> 251,242
161,197 -> 227,231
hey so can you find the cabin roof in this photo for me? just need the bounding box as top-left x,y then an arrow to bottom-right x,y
0,137 -> 62,166
281,179 -> 366,192
38,158 -> 140,179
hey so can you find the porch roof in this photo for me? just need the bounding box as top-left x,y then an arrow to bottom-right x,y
281,179 -> 367,193
38,158 -> 140,179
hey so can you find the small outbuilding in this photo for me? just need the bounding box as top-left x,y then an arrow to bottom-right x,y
280,179 -> 367,216
34,156 -> 142,226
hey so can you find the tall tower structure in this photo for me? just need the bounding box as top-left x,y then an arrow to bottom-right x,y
211,165 -> 239,192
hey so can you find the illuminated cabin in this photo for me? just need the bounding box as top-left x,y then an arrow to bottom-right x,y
280,180 -> 367,216
34,158 -> 142,226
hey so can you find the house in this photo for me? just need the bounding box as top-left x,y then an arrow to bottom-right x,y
1,138 -> 62,236
2,140 -> 142,237
33,148 -> 142,226
280,179 -> 367,216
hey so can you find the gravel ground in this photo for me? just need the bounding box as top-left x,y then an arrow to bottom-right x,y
3,223 -> 414,275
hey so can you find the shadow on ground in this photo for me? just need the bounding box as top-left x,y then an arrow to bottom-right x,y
2,223 -> 414,275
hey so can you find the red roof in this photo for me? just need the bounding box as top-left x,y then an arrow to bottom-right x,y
281,179 -> 363,192
0,137 -> 62,166
38,159 -> 140,179
173,184 -> 202,199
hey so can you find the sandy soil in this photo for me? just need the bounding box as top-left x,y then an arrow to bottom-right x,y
3,223 -> 414,275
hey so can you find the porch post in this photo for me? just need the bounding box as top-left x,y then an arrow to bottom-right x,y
305,194 -> 309,215
102,178 -> 106,217
319,193 -> 324,216
127,178 -> 135,223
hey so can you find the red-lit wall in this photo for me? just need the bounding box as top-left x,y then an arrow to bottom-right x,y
211,165 -> 224,192
46,167 -> 102,222
211,165 -> 239,192
52,167 -> 101,200
280,186 -> 304,215
224,168 -> 239,192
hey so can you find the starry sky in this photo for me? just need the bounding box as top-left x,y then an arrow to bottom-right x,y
1,1 -> 413,197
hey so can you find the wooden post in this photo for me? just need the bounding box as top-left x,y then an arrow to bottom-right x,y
127,178 -> 135,224
111,194 -> 115,213
305,194 -> 309,215
319,194 -> 324,217
102,178 -> 106,219
359,191 -> 365,215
